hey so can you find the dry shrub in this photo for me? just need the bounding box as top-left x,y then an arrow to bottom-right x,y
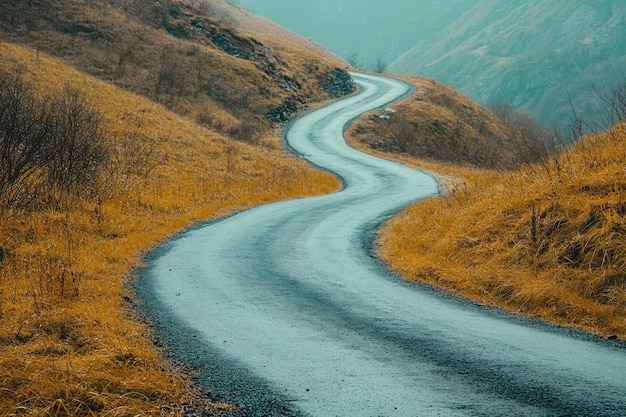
0,67 -> 111,214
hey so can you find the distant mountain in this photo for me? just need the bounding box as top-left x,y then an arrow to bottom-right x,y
390,0 -> 626,128
233,0 -> 473,68
235,0 -> 626,128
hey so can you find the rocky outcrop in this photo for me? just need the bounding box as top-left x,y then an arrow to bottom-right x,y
320,68 -> 356,98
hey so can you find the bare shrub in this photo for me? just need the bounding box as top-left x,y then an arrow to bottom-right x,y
0,67 -> 50,211
372,58 -> 387,73
154,46 -> 190,109
44,86 -> 111,200
593,76 -> 626,128
0,67 -> 111,213
489,101 -> 556,166
111,118 -> 163,187
346,52 -> 361,69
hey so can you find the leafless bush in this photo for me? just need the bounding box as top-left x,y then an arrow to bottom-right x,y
346,53 -> 361,69
112,118 -> 162,186
0,67 -> 49,210
0,67 -> 111,213
593,76 -> 626,128
44,86 -> 111,200
372,58 -> 387,73
489,101 -> 557,166
154,47 -> 190,109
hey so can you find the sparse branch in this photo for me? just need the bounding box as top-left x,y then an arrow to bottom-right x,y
372,58 -> 387,73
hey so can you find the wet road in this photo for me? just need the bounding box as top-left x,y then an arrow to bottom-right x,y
138,73 -> 626,416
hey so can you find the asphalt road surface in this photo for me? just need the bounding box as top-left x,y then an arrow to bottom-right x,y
138,73 -> 626,416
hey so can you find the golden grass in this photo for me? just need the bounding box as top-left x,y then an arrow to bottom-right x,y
0,42 -> 340,415
365,120 -> 626,339
347,75 -> 521,169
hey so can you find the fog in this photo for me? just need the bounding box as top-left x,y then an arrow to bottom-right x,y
234,0 -> 473,70
233,0 -> 626,128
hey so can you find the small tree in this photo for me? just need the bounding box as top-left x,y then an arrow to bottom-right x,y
0,67 -> 111,212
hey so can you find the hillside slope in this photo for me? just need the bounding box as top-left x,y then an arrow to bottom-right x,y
378,121 -> 626,339
346,75 -> 552,170
344,74 -> 626,339
0,0 -> 354,140
390,0 -> 626,128
0,0 -> 354,414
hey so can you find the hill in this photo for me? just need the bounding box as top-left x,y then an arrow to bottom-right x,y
346,78 -> 626,339
0,0 -> 355,140
236,0 -> 626,128
0,0 -> 352,414
376,122 -> 626,339
390,0 -> 626,128
346,75 -> 553,170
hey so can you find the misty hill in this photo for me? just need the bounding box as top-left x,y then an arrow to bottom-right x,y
390,0 -> 626,128
236,0 -> 626,128
234,0 -> 474,68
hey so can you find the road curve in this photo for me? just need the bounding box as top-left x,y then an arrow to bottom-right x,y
138,73 -> 626,417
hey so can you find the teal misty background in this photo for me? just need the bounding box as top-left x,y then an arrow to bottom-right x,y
234,0 -> 626,128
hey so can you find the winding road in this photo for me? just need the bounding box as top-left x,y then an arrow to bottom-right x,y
138,73 -> 626,416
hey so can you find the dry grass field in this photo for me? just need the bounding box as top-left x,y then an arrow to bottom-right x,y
0,39 -> 340,416
347,76 -> 626,340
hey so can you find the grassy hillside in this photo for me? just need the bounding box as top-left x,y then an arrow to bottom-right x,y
0,40 -> 341,416
0,0 -> 354,140
347,75 -> 553,170
348,76 -> 626,339
0,0 -> 352,413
